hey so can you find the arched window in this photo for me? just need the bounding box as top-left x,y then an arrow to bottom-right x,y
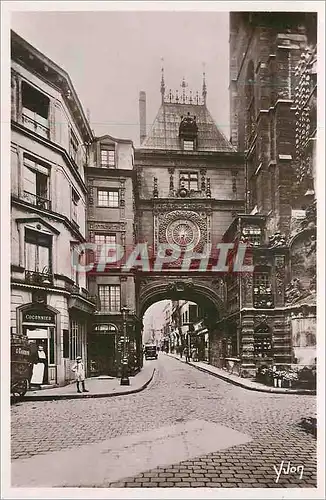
254,323 -> 272,359
245,61 -> 255,147
94,324 -> 117,333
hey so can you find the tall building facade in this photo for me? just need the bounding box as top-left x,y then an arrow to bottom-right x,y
10,32 -> 95,386
85,135 -> 142,377
211,12 -> 317,377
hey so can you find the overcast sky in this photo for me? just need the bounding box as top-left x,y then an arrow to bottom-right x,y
11,10 -> 230,146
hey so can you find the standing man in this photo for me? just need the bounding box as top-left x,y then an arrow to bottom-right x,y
30,344 -> 48,386
71,356 -> 89,393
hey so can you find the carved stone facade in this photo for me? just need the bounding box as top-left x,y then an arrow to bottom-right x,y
218,12 -> 317,377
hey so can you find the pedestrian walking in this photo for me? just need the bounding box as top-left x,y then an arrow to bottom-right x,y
184,346 -> 190,363
71,356 -> 89,393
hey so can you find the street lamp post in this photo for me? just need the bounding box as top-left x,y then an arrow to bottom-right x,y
120,306 -> 130,386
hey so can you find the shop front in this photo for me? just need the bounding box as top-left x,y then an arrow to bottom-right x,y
88,324 -> 118,377
21,306 -> 57,386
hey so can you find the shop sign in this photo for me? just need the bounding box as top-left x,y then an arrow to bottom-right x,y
22,309 -> 55,324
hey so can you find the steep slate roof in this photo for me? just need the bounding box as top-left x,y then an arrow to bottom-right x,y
142,102 -> 235,152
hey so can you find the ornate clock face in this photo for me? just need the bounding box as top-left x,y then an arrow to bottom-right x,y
166,219 -> 200,251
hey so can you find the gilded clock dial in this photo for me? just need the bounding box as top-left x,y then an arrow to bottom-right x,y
166,219 -> 200,250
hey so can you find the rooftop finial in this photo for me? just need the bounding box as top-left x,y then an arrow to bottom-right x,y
202,62 -> 207,105
160,57 -> 165,104
181,77 -> 187,104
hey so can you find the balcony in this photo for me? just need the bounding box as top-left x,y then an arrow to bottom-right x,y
25,270 -> 53,286
22,113 -> 50,139
65,281 -> 97,304
22,191 -> 51,211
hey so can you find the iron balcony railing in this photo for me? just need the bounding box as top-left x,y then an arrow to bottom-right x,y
25,270 -> 53,285
65,281 -> 97,304
22,191 -> 51,211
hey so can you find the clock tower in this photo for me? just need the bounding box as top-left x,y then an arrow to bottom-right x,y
134,72 -> 244,322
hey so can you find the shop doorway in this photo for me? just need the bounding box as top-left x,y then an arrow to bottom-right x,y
24,326 -> 55,385
89,334 -> 116,377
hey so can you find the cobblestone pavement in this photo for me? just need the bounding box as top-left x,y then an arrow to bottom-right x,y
11,354 -> 317,488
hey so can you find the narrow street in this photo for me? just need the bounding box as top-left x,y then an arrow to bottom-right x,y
11,354 -> 317,488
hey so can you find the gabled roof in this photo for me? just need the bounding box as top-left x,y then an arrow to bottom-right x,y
95,134 -> 133,145
142,102 -> 235,152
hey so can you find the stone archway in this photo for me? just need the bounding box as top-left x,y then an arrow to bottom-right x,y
138,275 -> 226,322
138,275 -> 226,362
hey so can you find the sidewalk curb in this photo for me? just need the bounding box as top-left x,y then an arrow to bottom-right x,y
167,355 -> 315,395
22,368 -> 156,402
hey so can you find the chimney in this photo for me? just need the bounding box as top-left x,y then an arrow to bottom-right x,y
139,91 -> 146,145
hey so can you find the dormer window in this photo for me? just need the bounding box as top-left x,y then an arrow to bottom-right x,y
183,140 -> 194,151
100,148 -> 115,168
179,112 -> 198,151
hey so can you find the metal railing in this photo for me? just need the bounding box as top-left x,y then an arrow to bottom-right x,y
25,270 -> 53,285
65,281 -> 97,304
22,191 -> 51,210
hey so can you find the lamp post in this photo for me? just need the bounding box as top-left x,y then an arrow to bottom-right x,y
120,306 -> 130,386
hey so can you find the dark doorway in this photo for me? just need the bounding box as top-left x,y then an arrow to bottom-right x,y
88,334 -> 116,376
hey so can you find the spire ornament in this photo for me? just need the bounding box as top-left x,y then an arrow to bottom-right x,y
202,62 -> 207,105
160,57 -> 165,104
181,77 -> 187,104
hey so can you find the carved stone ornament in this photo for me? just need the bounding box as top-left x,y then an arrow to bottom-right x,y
268,231 -> 287,248
304,232 -> 316,256
285,278 -> 304,304
254,314 -> 268,326
167,279 -> 194,293
88,222 -> 126,231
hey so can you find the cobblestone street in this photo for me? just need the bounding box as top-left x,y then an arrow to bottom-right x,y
11,354 -> 317,488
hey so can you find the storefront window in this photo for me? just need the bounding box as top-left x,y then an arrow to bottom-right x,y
69,320 -> 85,360
63,329 -> 69,358
254,324 -> 272,358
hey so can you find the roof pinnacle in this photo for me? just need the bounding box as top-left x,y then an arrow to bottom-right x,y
202,62 -> 207,105
160,58 -> 165,103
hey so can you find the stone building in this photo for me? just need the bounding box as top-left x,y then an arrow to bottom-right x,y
85,135 -> 142,376
10,31 -> 95,386
208,12 -> 317,377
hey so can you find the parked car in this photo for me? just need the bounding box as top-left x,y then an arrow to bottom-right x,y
144,344 -> 158,360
